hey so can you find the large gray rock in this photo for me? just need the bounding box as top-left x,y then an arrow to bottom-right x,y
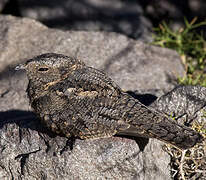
0,15 -> 185,91
0,15 -> 189,179
17,0 -> 152,41
0,118 -> 144,179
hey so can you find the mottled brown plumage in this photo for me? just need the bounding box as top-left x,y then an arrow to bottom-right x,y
16,53 -> 203,149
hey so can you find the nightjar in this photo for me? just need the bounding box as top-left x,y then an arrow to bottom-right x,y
16,53 -> 203,149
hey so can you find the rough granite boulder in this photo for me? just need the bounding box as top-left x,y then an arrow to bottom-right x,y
0,15 -> 191,179
151,85 -> 206,125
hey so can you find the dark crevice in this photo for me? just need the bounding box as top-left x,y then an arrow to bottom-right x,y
8,165 -> 14,180
18,127 -> 23,144
126,91 -> 157,106
60,136 -> 76,155
116,134 -> 149,151
0,90 -> 10,97
14,148 -> 41,175
134,136 -> 149,151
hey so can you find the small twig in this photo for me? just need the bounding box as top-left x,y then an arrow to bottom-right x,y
179,150 -> 187,180
171,168 -> 178,178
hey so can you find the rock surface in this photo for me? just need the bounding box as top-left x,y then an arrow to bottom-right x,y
0,15 -> 185,91
0,15 -> 191,179
151,85 -> 206,125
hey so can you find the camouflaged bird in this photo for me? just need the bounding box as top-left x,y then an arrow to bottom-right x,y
16,53 -> 203,149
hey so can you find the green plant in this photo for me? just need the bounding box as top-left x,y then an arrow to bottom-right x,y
152,17 -> 206,86
153,18 -> 206,179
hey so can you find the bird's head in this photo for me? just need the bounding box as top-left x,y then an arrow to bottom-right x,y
16,53 -> 85,86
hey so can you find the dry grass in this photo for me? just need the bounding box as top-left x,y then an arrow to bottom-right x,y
163,121 -> 206,179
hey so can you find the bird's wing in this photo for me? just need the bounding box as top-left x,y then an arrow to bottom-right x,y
66,66 -> 121,94
53,66 -> 131,139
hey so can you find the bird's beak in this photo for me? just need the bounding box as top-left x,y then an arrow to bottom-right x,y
15,63 -> 26,71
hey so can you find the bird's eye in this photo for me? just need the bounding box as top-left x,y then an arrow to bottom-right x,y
38,67 -> 49,72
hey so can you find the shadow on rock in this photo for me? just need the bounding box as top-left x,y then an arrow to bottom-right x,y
127,90 -> 158,106
116,134 -> 149,151
0,110 -> 57,138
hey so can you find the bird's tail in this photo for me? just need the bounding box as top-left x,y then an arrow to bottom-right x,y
121,98 -> 203,149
